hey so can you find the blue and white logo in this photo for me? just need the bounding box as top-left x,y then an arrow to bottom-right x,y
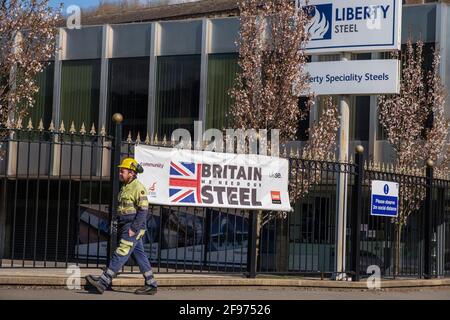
306,4 -> 332,41
383,184 -> 389,195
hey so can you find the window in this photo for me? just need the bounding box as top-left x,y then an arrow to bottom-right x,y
28,62 -> 54,129
155,55 -> 200,139
352,53 -> 371,60
206,53 -> 239,130
351,96 -> 370,141
317,54 -> 340,62
316,96 -> 339,120
377,108 -> 387,141
400,42 -> 435,72
60,59 -> 100,130
1,63 -> 54,130
297,97 -> 310,141
107,57 -> 150,138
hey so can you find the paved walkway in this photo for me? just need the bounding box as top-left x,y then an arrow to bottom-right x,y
1,268 -> 450,289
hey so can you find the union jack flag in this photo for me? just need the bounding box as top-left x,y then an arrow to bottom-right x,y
169,161 -> 203,204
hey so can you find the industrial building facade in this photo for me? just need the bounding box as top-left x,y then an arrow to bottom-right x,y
24,0 -> 450,162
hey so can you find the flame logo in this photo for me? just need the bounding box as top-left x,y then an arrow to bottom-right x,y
307,6 -> 330,40
148,182 -> 156,192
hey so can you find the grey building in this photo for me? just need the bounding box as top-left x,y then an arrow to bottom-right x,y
24,0 -> 450,163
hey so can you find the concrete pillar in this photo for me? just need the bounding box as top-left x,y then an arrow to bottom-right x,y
147,22 -> 160,138
98,25 -> 112,131
334,52 -> 351,280
199,19 -> 211,134
436,3 -> 450,121
369,52 -> 382,161
52,28 -> 64,128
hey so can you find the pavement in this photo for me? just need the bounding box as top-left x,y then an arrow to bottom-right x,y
1,268 -> 450,290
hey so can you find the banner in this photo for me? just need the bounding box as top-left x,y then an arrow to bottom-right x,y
135,145 -> 292,211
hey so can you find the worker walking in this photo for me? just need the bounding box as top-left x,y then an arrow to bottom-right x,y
85,158 -> 157,295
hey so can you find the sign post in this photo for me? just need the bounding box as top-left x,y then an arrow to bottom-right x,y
297,0 -> 402,280
334,52 -> 351,280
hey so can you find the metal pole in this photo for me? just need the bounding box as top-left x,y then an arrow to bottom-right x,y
107,113 -> 123,265
351,145 -> 364,281
0,153 -> 7,263
436,187 -> 445,277
334,52 -> 351,280
203,210 -> 211,268
246,210 -> 258,278
424,159 -> 434,279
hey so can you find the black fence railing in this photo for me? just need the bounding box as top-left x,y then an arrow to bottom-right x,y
0,125 -> 113,268
142,205 -> 249,274
1,118 -> 450,281
433,178 -> 450,277
357,167 -> 427,279
257,159 -> 356,278
115,129 -> 252,274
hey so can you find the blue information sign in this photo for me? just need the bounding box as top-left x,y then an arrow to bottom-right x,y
370,180 -> 399,217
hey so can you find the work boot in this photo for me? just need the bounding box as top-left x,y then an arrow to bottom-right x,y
85,268 -> 115,294
134,285 -> 157,295
85,275 -> 106,294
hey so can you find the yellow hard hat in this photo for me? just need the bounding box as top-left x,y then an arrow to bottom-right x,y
118,157 -> 143,173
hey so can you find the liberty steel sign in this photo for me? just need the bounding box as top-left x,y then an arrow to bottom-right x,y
297,0 -> 402,53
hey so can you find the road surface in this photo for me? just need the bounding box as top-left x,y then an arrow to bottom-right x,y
1,286 -> 450,300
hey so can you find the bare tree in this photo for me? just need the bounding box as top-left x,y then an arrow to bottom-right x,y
0,0 -> 60,130
230,0 -> 339,204
378,39 -> 448,275
230,0 -> 312,144
289,97 -> 340,201
229,0 -> 340,268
